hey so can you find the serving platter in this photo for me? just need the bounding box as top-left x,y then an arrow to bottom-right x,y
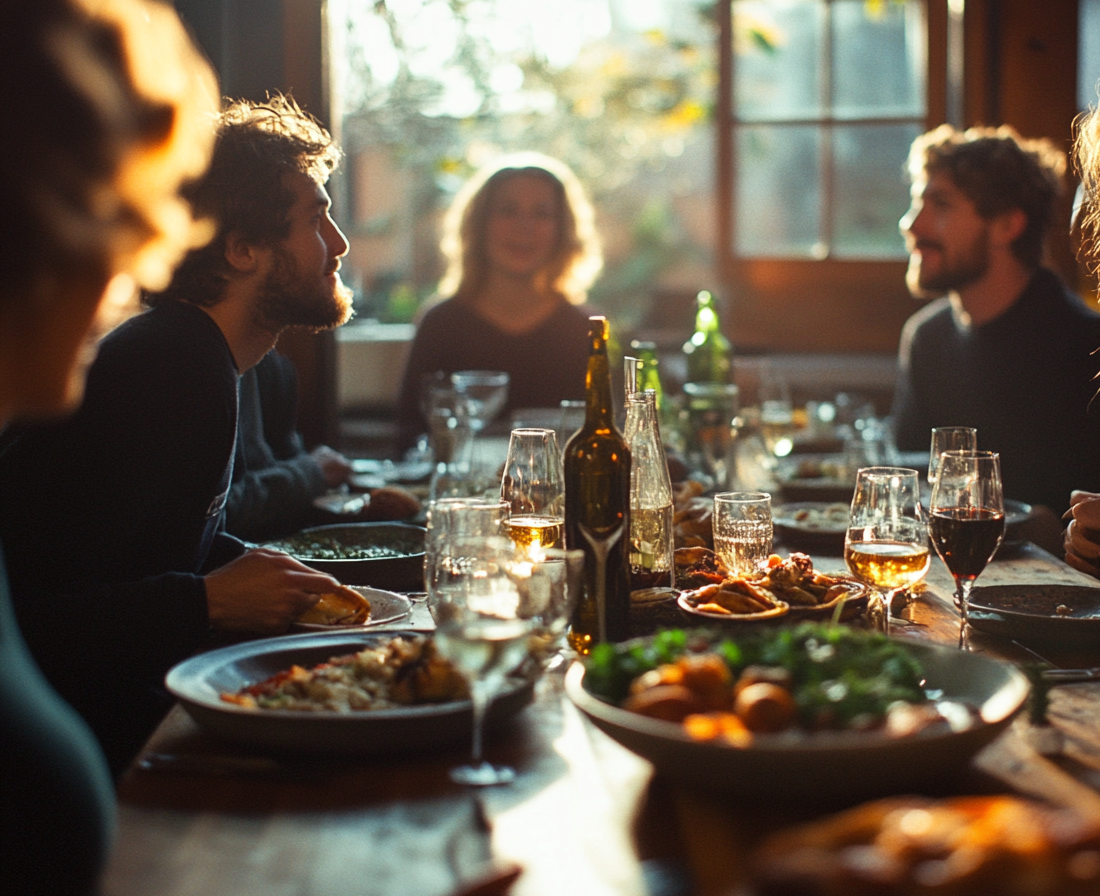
291,587 -> 412,632
565,634 -> 1028,805
967,584 -> 1100,645
265,522 -> 426,591
166,630 -> 534,755
772,501 -> 849,555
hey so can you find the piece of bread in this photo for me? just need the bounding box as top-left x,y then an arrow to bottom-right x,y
297,586 -> 372,625
364,486 -> 421,521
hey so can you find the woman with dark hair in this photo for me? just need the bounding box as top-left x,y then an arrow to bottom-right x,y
0,1 -> 217,892
395,152 -> 603,452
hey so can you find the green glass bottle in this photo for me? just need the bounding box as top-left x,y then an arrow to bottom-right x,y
565,317 -> 632,653
682,289 -> 732,384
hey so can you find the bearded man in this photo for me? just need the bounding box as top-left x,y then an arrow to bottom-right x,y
891,124 -> 1100,516
0,96 -> 355,774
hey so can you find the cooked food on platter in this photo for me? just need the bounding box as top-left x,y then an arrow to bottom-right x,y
264,522 -> 427,590
220,634 -> 468,712
674,546 -> 728,589
296,586 -> 372,626
777,502 -> 849,532
268,531 -> 413,561
678,552 -> 867,622
672,480 -> 712,548
587,625 -> 978,745
751,794 -> 1100,895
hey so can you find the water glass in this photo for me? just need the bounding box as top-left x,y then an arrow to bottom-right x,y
683,382 -> 741,489
424,498 -> 510,595
451,370 -> 510,433
929,426 -> 977,486
712,491 -> 773,577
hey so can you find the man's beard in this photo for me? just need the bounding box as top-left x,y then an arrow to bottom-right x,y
256,246 -> 354,331
905,228 -> 991,298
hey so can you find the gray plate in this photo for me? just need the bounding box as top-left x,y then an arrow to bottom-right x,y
291,587 -> 412,632
968,584 -> 1100,645
565,638 -> 1027,805
166,630 -> 534,755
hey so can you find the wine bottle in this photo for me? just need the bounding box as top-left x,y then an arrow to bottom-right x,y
682,289 -> 732,384
565,317 -> 632,652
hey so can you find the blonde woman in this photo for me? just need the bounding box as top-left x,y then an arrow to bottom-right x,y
396,152 -> 603,451
0,1 -> 216,893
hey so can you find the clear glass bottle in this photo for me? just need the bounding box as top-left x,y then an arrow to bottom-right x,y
624,390 -> 674,591
682,289 -> 732,384
565,317 -> 632,652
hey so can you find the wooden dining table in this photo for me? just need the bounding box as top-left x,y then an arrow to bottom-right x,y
100,542 -> 1100,896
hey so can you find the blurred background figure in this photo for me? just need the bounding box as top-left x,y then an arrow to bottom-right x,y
0,1 -> 217,893
395,152 -> 603,454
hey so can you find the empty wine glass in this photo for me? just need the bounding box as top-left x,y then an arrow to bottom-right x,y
928,450 -> 1005,650
500,428 -> 565,554
928,426 -> 977,487
428,534 -> 532,786
511,546 -> 585,670
451,371 -> 510,434
844,467 -> 930,632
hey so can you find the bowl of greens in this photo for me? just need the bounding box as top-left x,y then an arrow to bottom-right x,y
265,522 -> 426,591
565,624 -> 1028,805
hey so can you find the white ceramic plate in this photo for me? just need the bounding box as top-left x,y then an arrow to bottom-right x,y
566,634 -> 1028,805
291,587 -> 412,632
166,630 -> 535,755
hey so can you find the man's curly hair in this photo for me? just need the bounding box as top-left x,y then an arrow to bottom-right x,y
907,124 -> 1066,268
147,94 -> 341,308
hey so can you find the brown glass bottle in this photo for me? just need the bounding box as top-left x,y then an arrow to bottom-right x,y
565,317 -> 632,653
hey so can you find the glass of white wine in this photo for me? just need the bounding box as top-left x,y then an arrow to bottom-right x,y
500,428 -> 565,554
427,534 -> 533,787
844,467 -> 930,632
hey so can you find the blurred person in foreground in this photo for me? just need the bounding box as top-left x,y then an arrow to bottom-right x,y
892,124 -> 1100,522
1062,107 -> 1100,576
395,152 -> 602,453
0,94 -> 354,776
0,1 -> 215,892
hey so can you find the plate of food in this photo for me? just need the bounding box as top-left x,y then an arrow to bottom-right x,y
967,584 -> 1100,645
677,552 -> 869,624
566,624 -> 1028,803
776,456 -> 855,505
265,522 -> 426,590
166,630 -> 534,754
773,502 -> 851,554
291,586 -> 412,632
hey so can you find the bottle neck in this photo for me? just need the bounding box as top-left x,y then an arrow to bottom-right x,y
585,340 -> 616,430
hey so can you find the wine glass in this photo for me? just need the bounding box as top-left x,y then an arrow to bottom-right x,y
928,450 -> 1005,649
424,497 -> 510,598
844,467 -> 930,632
428,534 -> 533,786
511,546 -> 585,670
682,382 -> 740,489
500,428 -> 565,553
451,371 -> 510,434
928,426 -> 977,487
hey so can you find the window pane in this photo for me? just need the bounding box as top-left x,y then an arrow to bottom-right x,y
833,0 -> 925,119
734,0 -> 824,121
736,124 -> 822,256
832,123 -> 919,258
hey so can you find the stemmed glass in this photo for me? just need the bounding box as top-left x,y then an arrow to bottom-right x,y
451,371 -> 510,434
428,534 -> 533,786
928,450 -> 1005,650
511,546 -> 585,671
844,467 -> 931,632
500,428 -> 565,553
928,427 -> 977,487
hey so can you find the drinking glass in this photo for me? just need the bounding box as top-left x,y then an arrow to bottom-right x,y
683,382 -> 741,489
844,467 -> 930,632
712,491 -> 773,577
428,535 -> 532,786
424,498 -> 510,598
928,450 -> 1005,649
500,428 -> 565,553
451,371 -> 510,434
928,426 -> 977,487
510,546 -> 585,670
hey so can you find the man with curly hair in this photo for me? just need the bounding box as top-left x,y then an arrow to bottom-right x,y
892,124 -> 1100,517
0,95 -> 355,775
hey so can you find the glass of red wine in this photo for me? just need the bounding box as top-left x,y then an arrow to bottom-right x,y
928,450 -> 1005,649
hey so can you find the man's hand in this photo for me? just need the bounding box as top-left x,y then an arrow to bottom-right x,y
310,444 -> 353,488
1064,490 -> 1100,577
204,548 -> 344,633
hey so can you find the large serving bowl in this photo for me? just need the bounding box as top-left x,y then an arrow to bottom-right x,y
167,630 -> 533,755
565,633 -> 1028,805
265,522 -> 426,590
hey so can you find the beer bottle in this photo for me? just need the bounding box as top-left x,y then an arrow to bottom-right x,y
682,290 -> 732,384
565,317 -> 632,652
